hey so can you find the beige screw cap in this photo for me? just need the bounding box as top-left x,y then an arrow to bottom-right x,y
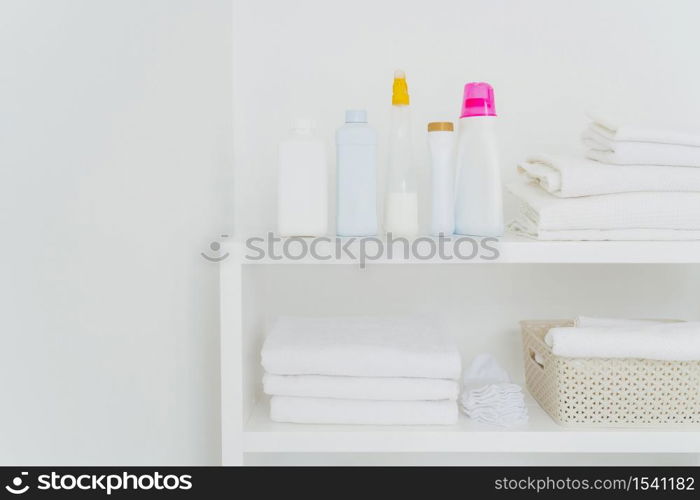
427,122 -> 454,132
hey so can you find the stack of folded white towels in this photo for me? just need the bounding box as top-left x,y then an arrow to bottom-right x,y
510,110 -> 700,240
261,316 -> 462,425
460,354 -> 528,428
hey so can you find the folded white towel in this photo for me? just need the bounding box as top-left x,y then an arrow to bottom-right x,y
508,181 -> 700,232
509,216 -> 700,241
544,321 -> 700,361
261,316 -> 462,379
583,110 -> 700,166
583,131 -> 700,167
269,396 -> 459,425
586,110 -> 700,147
518,154 -> 700,197
263,373 -> 459,401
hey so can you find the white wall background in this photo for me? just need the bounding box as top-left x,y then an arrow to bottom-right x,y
233,0 -> 700,235
0,1 -> 231,464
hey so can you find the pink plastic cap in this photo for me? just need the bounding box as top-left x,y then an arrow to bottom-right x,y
460,82 -> 496,118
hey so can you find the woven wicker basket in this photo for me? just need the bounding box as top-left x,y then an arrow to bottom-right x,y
521,320 -> 700,427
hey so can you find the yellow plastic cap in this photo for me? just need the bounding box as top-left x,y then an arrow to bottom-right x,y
392,69 -> 410,106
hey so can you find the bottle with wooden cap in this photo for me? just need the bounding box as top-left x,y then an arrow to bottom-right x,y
428,122 -> 456,235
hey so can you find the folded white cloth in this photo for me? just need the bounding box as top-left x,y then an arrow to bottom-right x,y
544,321 -> 700,361
509,216 -> 700,240
583,110 -> 700,166
460,354 -> 528,428
263,373 -> 459,401
261,316 -> 462,379
584,131 -> 700,167
585,110 -> 700,147
463,383 -> 525,407
508,181 -> 700,232
518,154 -> 700,197
465,405 -> 528,427
270,396 -> 459,425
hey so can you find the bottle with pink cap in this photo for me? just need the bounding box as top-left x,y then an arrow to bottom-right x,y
454,82 -> 503,236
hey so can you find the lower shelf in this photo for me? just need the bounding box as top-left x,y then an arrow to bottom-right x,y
242,398 -> 700,454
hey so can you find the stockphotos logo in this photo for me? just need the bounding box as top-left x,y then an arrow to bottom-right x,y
5,472 -> 29,495
3,471 -> 192,496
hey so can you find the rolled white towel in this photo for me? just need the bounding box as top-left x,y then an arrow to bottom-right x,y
263,373 -> 460,401
545,321 -> 700,361
270,396 -> 459,425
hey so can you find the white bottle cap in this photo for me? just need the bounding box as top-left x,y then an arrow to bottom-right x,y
291,118 -> 316,133
345,110 -> 367,123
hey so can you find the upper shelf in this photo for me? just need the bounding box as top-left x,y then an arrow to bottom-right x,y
221,232 -> 700,265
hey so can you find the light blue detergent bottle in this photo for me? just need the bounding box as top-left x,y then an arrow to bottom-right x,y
336,110 -> 378,236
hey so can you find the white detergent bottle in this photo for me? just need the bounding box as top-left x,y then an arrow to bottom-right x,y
336,110 -> 378,236
454,82 -> 503,236
384,70 -> 419,237
428,122 -> 456,235
277,119 -> 328,236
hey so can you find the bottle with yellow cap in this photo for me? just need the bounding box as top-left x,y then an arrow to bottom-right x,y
384,69 -> 419,236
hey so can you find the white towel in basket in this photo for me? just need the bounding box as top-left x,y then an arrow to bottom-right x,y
261,316 -> 462,379
263,373 -> 459,401
545,321 -> 700,361
270,396 -> 458,425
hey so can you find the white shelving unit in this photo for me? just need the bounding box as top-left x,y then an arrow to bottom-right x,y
220,236 -> 700,465
229,0 -> 700,466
